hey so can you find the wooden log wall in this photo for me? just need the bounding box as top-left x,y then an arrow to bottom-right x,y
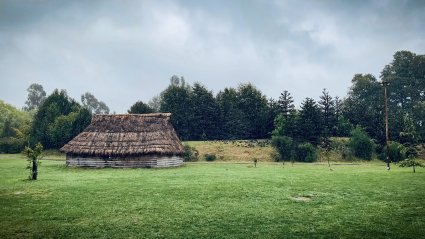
66,154 -> 183,168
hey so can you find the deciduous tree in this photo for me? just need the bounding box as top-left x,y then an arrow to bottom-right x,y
30,90 -> 91,149
81,92 -> 110,114
24,83 -> 46,111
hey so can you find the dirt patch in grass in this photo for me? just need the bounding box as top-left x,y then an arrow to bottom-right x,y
290,195 -> 313,202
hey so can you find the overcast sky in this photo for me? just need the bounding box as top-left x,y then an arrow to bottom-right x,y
1,0 -> 424,113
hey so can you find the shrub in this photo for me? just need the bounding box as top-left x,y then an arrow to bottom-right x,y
270,150 -> 281,162
204,153 -> 217,161
0,137 -> 25,153
341,147 -> 354,161
182,144 -> 199,162
271,136 -> 294,161
387,141 -> 406,162
295,143 -> 317,162
349,126 -> 375,160
398,158 -> 424,168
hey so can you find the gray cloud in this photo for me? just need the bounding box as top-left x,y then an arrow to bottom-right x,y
1,0 -> 424,112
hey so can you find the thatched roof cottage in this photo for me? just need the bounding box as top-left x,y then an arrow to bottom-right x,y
60,113 -> 184,168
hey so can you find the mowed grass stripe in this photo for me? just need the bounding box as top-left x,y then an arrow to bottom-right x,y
1,155 -> 424,238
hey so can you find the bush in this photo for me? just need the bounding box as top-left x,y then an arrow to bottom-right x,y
271,136 -> 294,161
341,147 -> 354,160
295,143 -> 317,162
349,126 -> 375,160
386,141 -> 406,162
270,150 -> 281,162
204,153 -> 217,161
182,144 -> 199,162
0,137 -> 25,153
398,158 -> 424,168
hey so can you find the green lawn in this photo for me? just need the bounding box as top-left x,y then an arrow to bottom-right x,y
1,154 -> 424,238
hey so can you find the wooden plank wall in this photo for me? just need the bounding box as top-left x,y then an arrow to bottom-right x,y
66,155 -> 183,168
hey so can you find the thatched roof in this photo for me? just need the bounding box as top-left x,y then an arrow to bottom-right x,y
60,113 -> 184,156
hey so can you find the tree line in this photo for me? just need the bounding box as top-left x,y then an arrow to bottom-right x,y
0,89 -> 110,151
0,50 -> 424,157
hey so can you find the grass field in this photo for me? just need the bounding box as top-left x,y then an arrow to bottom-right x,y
1,154 -> 425,239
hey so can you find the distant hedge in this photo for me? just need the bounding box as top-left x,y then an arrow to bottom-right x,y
0,138 -> 25,153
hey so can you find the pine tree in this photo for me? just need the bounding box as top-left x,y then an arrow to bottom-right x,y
278,90 -> 295,120
190,83 -> 221,140
298,98 -> 322,145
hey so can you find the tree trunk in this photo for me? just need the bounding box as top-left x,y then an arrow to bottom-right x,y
413,164 -> 415,173
32,158 -> 37,180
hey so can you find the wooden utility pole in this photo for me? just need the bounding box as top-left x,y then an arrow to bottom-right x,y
383,81 -> 390,170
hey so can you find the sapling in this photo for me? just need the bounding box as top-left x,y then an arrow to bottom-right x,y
23,143 -> 43,180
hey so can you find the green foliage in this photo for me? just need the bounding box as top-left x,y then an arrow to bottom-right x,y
0,101 -> 32,153
334,116 -> 353,137
397,113 -> 421,172
157,78 -> 274,141
0,137 -> 25,153
128,101 -> 155,114
236,83 -> 271,139
23,83 -> 46,111
387,141 -> 406,163
298,98 -> 322,145
399,113 -> 420,146
381,51 -> 425,142
271,135 -> 294,161
47,109 -> 91,148
23,143 -> 43,180
319,88 -> 336,139
349,126 -> 375,160
341,147 -> 354,160
81,92 -> 110,114
160,76 -> 192,140
216,87 -> 247,139
343,74 -> 384,143
189,83 -> 221,140
1,118 -> 16,138
277,90 -> 295,119
29,90 -> 91,149
182,144 -> 199,162
398,158 -> 424,168
295,142 -> 317,162
0,100 -> 32,138
204,153 -> 217,161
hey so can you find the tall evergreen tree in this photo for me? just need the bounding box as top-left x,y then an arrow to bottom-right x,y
236,83 -> 270,139
319,88 -> 336,137
217,88 -> 246,139
189,83 -> 221,140
298,98 -> 322,145
319,89 -> 335,168
278,90 -> 295,120
266,98 -> 281,137
160,76 -> 192,140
